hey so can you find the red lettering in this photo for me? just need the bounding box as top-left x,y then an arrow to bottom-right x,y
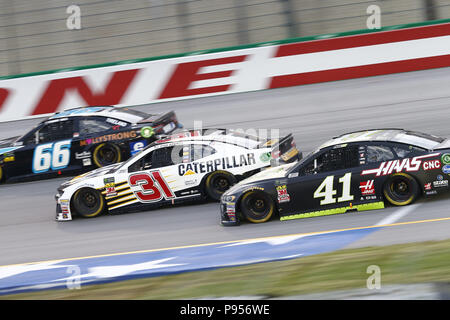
159,55 -> 247,99
32,69 -> 140,115
129,173 -> 162,202
0,88 -> 11,113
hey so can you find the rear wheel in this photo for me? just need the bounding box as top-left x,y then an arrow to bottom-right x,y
92,143 -> 122,168
0,166 -> 3,182
72,188 -> 105,218
240,190 -> 275,223
204,171 -> 237,201
383,173 -> 420,206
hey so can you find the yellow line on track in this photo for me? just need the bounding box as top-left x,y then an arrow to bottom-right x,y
2,216 -> 450,268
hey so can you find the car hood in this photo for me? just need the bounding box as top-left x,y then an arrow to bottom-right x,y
60,163 -> 121,188
224,162 -> 296,197
242,162 -> 296,184
0,136 -> 22,155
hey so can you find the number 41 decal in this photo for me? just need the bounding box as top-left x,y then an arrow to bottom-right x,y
314,172 -> 354,205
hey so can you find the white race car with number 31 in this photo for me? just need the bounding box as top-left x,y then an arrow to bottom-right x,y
55,129 -> 301,221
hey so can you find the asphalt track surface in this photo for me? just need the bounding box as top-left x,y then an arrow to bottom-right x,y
1,67 -> 450,266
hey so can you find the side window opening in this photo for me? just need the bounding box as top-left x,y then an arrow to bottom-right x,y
37,120 -> 74,143
301,145 -> 359,175
79,117 -> 112,135
366,145 -> 395,163
392,144 -> 426,158
191,144 -> 217,161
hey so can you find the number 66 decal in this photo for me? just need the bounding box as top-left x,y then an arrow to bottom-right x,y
129,171 -> 174,202
32,140 -> 72,173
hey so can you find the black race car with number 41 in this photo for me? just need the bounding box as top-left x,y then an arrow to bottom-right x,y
0,105 -> 181,182
221,129 -> 450,225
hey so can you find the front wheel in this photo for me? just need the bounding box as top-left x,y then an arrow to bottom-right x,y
383,173 -> 420,206
240,190 -> 275,223
72,188 -> 105,218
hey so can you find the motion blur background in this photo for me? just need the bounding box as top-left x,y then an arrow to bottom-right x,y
1,0 -> 449,76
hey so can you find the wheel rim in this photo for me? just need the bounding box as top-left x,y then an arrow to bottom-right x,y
384,173 -> 418,206
94,144 -> 121,167
242,192 -> 274,223
213,176 -> 230,192
74,189 -> 104,217
390,177 -> 411,200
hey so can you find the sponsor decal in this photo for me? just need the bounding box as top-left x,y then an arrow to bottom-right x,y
184,179 -> 197,186
442,164 -> 450,174
82,158 -> 92,166
433,175 -> 448,188
425,190 -> 438,195
178,153 -> 256,176
129,140 -> 147,156
80,131 -> 137,146
424,183 -> 432,191
226,202 -> 237,222
441,153 -> 450,165
361,153 -> 440,176
104,177 -> 117,196
60,199 -> 70,217
104,177 -> 115,184
260,152 -> 271,162
75,151 -> 91,159
3,156 -> 15,162
359,180 -> 375,195
106,118 -> 128,127
423,159 -> 441,171
276,185 -> 290,203
140,127 -> 154,138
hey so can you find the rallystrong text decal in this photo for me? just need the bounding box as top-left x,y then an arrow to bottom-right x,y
178,153 -> 256,176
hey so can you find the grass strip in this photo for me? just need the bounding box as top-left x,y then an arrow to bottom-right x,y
2,239 -> 450,300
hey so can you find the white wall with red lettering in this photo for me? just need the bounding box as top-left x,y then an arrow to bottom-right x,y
0,23 -> 449,122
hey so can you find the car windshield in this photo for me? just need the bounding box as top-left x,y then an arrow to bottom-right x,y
111,140 -> 158,172
285,149 -> 317,175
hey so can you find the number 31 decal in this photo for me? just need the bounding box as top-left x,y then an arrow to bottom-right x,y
314,172 -> 354,205
129,171 -> 174,203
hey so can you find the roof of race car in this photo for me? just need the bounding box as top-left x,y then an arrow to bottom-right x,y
318,129 -> 446,151
154,128 -> 270,149
48,106 -> 149,123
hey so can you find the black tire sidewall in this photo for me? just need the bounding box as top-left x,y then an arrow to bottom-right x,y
93,143 -> 121,168
72,188 -> 105,218
204,171 -> 236,201
240,190 -> 275,223
383,173 -> 419,206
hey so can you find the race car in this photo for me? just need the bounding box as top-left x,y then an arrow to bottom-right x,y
54,128 -> 301,221
0,105 -> 181,183
220,128 -> 450,225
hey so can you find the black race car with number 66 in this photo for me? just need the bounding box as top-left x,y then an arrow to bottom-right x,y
221,129 -> 450,225
0,105 -> 181,183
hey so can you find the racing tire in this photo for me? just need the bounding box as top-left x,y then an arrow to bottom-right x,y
72,188 -> 106,218
240,190 -> 275,223
204,171 -> 237,201
383,173 -> 420,206
0,166 -> 3,182
92,143 -> 122,168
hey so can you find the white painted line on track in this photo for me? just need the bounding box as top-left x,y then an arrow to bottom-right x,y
375,204 -> 421,226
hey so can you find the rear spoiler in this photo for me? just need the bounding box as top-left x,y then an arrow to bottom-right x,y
432,138 -> 450,150
260,133 -> 302,166
138,110 -> 183,134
